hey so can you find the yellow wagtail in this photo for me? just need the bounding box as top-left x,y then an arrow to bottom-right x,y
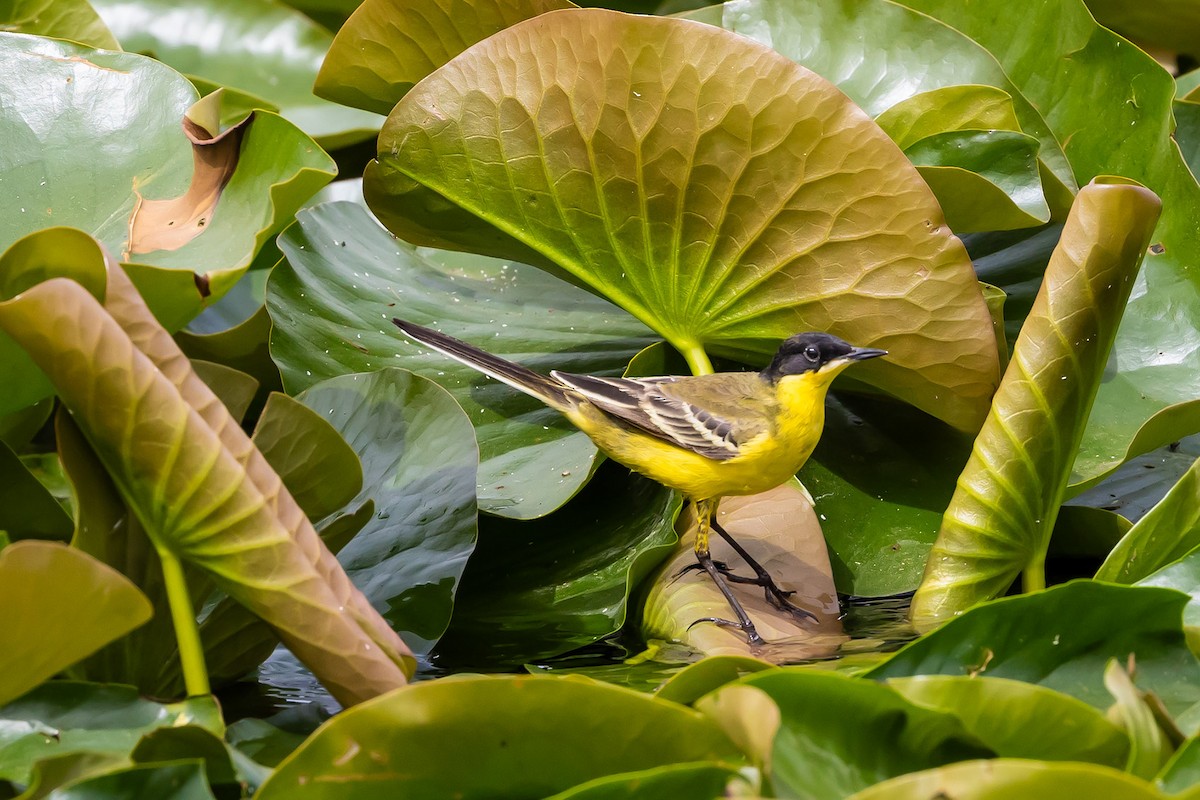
393,319 -> 886,645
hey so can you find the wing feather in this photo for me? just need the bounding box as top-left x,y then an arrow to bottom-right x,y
551,371 -> 768,460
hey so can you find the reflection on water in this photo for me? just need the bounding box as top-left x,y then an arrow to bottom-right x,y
223,593 -> 917,721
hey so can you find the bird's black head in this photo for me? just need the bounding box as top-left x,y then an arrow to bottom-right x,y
761,332 -> 887,383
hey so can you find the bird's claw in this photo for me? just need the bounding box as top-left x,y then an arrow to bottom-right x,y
688,616 -> 766,647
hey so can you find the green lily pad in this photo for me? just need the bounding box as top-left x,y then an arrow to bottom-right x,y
45,761 -> 217,800
868,581 -> 1200,723
875,85 -> 1025,149
268,200 -> 656,519
0,441 -> 73,541
544,762 -> 754,799
685,0 -> 1076,213
0,542 -> 152,707
255,675 -> 743,799
297,368 -> 480,655
252,392 -> 364,525
654,655 -> 778,706
893,0 -> 1200,490
846,759 -> 1167,799
91,0 -> 383,148
0,682 -> 218,786
0,0 -> 117,48
911,180 -> 1161,625
1159,735 -> 1200,794
0,32 -> 334,331
367,7 -> 999,431
802,393 -> 973,597
962,222 -> 1063,344
132,725 -> 272,796
887,675 -> 1129,767
1083,0 -> 1200,53
905,130 -> 1049,232
434,464 -> 678,667
711,669 -> 991,800
316,0 -> 574,116
1097,454 -> 1200,584
190,360 -> 258,423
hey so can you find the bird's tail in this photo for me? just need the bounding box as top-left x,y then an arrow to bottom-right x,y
392,319 -> 575,411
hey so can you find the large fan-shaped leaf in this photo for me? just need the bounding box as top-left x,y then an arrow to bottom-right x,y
366,8 -> 999,430
911,180 -> 1160,626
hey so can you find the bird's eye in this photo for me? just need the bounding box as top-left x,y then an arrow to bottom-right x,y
804,345 -> 819,360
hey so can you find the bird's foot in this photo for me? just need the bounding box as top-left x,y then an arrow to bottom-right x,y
687,616 -> 766,647
676,558 -> 817,623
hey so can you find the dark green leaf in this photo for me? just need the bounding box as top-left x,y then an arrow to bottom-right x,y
269,200 -> 655,519
296,369 -> 480,655
715,669 -> 992,800
435,465 -> 678,666
0,683 -> 217,786
1098,455 -> 1200,584
44,761 -> 216,800
190,360 -> 258,424
252,392 -> 363,524
0,441 -> 72,541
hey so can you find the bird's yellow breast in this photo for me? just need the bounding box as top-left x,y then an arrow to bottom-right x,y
567,370 -> 833,501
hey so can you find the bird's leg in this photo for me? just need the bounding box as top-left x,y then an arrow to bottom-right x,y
688,499 -> 765,647
711,518 -> 818,623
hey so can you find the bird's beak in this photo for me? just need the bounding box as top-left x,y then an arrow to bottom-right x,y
847,347 -> 888,361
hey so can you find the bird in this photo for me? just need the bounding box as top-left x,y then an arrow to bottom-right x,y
392,318 -> 886,645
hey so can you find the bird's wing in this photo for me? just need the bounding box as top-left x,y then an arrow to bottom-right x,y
550,371 -> 773,461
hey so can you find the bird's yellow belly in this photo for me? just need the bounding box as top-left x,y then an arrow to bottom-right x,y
569,399 -> 823,501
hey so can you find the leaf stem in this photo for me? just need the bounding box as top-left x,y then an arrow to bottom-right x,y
681,343 -> 714,376
158,547 -> 210,697
1022,554 -> 1046,594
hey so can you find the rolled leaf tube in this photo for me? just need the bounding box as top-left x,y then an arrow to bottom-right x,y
0,272 -> 414,704
910,179 -> 1161,630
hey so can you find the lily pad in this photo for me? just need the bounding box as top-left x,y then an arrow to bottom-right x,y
904,130 -> 1049,232
297,368 -> 480,655
0,32 -> 334,331
869,581 -> 1200,723
685,0 -> 1076,213
911,180 -> 1161,625
846,759 -> 1167,799
269,200 -> 656,518
367,7 -> 1000,431
0,542 -> 152,707
316,0 -> 574,116
0,0 -> 117,48
543,762 -> 754,799
887,675 -> 1129,767
893,0 -> 1200,489
434,464 -> 678,666
0,441 -> 73,541
45,761 -> 216,800
0,682 -> 218,786
711,669 -> 992,800
255,675 -> 743,799
91,0 -> 383,148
